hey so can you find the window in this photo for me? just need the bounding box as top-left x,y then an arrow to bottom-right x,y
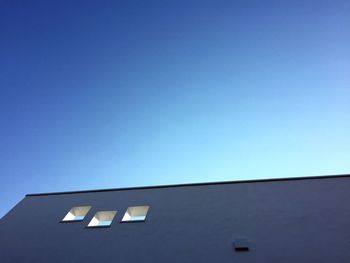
87,211 -> 117,227
62,206 -> 91,222
122,206 -> 149,222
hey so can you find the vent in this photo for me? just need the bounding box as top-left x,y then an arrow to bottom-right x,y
233,238 -> 250,251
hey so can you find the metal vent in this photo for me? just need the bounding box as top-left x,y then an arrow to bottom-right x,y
233,238 -> 250,251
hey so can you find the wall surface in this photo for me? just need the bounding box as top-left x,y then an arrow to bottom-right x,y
0,176 -> 349,263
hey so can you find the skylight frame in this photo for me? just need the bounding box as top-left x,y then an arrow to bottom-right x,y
61,206 -> 92,223
121,206 -> 150,223
87,210 -> 117,228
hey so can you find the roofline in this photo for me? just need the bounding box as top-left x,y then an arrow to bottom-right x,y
26,173 -> 350,197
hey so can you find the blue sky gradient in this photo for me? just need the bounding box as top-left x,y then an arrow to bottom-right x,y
1,0 -> 349,218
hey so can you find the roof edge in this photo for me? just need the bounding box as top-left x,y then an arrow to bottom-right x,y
25,173 -> 350,197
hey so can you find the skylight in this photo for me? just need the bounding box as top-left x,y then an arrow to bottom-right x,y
62,206 -> 91,222
87,211 -> 117,227
122,206 -> 149,222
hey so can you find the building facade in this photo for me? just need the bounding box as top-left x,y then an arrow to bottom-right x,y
0,175 -> 349,262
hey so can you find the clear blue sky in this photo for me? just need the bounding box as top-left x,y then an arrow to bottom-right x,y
1,0 -> 349,218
